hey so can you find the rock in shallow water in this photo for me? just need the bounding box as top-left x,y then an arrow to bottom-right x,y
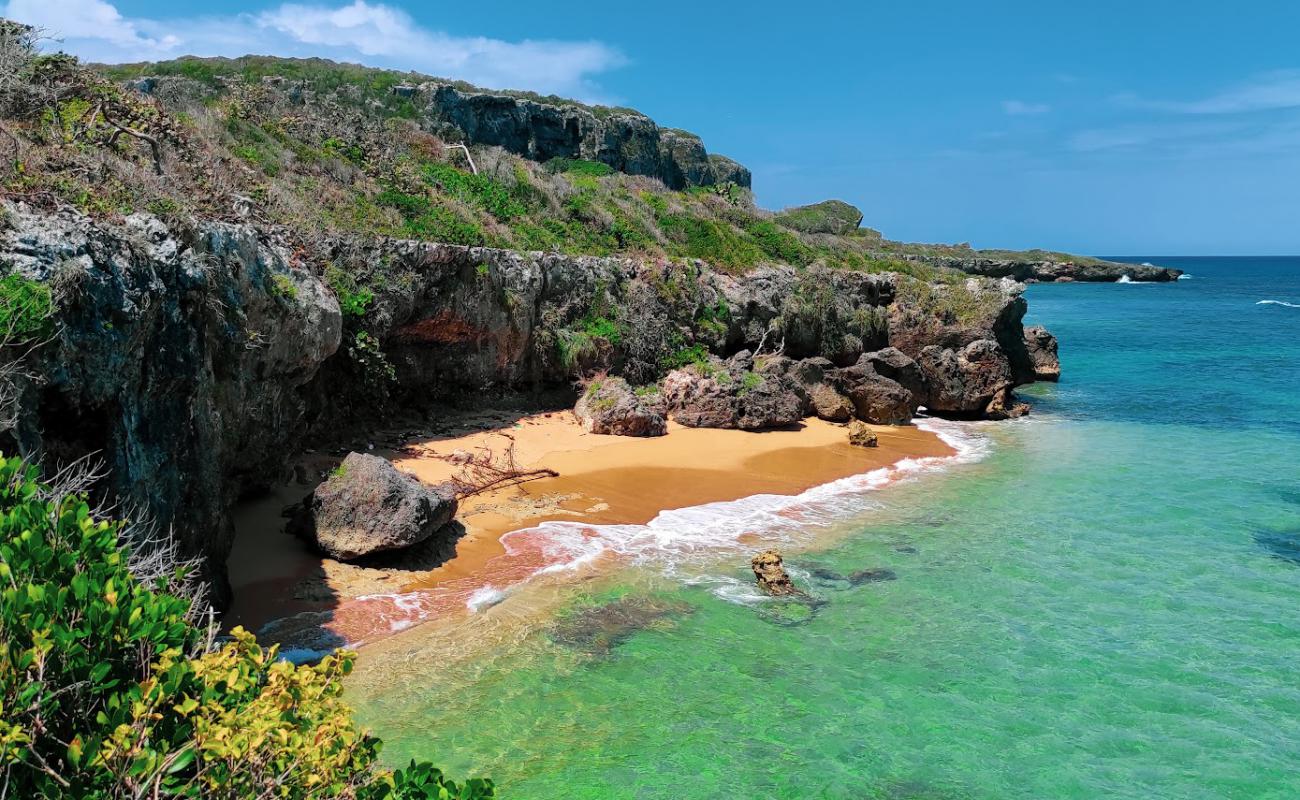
548,595 -> 694,655
288,452 -> 457,561
751,549 -> 803,596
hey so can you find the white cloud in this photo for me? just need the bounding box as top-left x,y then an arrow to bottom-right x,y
1002,99 -> 1050,116
1,0 -> 626,99
1120,70 -> 1300,115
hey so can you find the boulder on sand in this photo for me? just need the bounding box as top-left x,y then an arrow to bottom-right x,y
847,420 -> 878,447
289,452 -> 457,561
574,376 -> 667,437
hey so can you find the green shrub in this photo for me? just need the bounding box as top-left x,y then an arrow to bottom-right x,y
422,164 -> 525,221
657,214 -> 763,270
744,220 -> 813,266
660,342 -> 710,370
545,158 -> 614,178
0,455 -> 491,798
0,273 -> 53,342
326,266 -> 375,319
268,273 -> 298,302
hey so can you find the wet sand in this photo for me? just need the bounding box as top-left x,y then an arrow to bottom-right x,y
225,410 -> 953,649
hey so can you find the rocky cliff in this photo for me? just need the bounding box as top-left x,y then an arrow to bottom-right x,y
417,84 -> 751,190
123,60 -> 750,191
904,254 -> 1183,283
0,201 -> 1047,606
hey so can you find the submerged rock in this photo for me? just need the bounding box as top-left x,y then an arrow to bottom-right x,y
847,420 -> 879,447
289,452 -> 457,561
548,594 -> 694,655
751,549 -> 803,596
574,377 -> 667,437
810,566 -> 897,586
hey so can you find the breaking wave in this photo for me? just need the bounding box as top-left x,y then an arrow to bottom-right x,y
1257,299 -> 1300,309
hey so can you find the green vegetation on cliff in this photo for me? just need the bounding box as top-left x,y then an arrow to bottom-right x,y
0,454 -> 491,797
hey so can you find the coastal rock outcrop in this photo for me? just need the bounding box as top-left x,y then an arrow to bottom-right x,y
660,355 -> 803,430
908,254 -> 1183,283
916,340 -> 1014,417
574,377 -> 666,437
1022,326 -> 1061,382
752,550 -> 802,596
288,452 -> 457,561
412,83 -> 749,190
808,383 -> 855,422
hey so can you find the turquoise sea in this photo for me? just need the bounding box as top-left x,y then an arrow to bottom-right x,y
351,258 -> 1300,799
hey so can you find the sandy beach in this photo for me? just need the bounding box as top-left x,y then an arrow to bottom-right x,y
224,409 -> 953,648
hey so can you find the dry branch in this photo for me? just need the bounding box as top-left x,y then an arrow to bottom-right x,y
431,441 -> 557,499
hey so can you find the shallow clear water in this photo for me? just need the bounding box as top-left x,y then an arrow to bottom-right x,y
351,258 -> 1300,799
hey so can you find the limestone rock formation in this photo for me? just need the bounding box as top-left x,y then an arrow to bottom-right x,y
419,84 -> 749,189
808,383 -> 855,422
289,452 -> 457,561
1023,326 -> 1061,382
751,550 -> 802,596
660,355 -> 803,431
574,377 -> 666,437
847,420 -> 878,447
1,199 -> 1057,606
916,340 -> 1014,417
843,372 -> 913,425
908,254 -> 1183,283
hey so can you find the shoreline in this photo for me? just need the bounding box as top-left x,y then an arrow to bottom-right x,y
224,410 -> 956,656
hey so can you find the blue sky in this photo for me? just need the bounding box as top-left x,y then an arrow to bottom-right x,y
6,0 -> 1300,254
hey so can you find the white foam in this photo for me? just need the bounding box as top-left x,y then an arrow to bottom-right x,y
1177,274 -> 1192,280
497,416 -> 990,591
1258,299 -> 1300,309
466,586 -> 507,612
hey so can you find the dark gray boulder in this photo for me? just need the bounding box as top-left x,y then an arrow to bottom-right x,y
289,452 -> 457,561
660,357 -> 803,431
843,371 -> 914,425
916,339 -> 1013,417
858,347 -> 927,401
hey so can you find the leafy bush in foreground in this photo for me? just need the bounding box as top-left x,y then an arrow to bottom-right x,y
0,455 -> 491,798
